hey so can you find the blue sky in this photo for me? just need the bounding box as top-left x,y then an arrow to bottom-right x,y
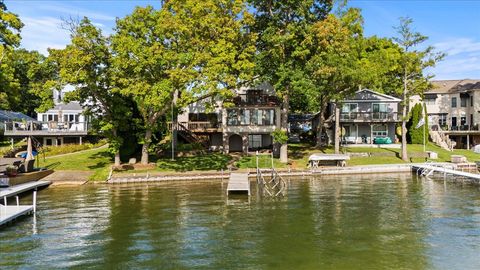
5,0 -> 480,80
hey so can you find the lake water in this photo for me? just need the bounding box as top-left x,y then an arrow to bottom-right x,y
1,174 -> 480,269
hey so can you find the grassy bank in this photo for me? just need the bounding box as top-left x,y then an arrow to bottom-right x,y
35,142 -> 480,182
38,147 -> 112,181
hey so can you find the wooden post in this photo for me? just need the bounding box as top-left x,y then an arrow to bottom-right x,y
370,124 -> 373,144
3,196 -> 7,206
16,196 -> 19,206
79,136 -> 83,145
467,135 -> 470,150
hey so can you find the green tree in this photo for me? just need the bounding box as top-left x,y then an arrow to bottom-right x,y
10,49 -> 58,115
302,8 -> 365,150
250,0 -> 334,162
0,1 -> 23,110
51,17 -> 132,166
393,17 -> 444,161
407,103 -> 428,144
112,1 -> 256,164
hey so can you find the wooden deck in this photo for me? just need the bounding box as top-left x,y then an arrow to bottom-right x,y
227,173 -> 250,195
0,205 -> 34,226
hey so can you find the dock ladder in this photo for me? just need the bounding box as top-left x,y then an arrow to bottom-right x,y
255,152 -> 286,197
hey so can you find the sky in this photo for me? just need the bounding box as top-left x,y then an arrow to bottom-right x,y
4,0 -> 480,80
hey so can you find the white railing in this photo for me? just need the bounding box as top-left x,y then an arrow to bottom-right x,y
4,121 -> 89,134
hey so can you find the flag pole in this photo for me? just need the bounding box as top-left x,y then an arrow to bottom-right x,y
423,101 -> 426,154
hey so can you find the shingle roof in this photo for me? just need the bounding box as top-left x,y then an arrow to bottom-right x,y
429,79 -> 480,94
48,102 -> 83,111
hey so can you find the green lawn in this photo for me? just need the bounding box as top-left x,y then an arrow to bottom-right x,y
38,147 -> 113,181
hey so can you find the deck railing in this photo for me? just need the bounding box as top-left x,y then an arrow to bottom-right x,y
340,112 -> 398,121
4,121 -> 89,134
167,121 -> 219,131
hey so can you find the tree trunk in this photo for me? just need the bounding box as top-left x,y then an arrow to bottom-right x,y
114,151 -> 121,166
401,69 -> 409,161
316,101 -> 328,148
141,129 -> 153,165
280,91 -> 289,163
334,104 -> 340,154
112,128 -> 121,166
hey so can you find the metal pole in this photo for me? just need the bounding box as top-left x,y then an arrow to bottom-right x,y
33,190 -> 37,213
423,102 -> 426,154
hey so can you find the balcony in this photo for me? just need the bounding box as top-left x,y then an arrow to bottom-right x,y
167,121 -> 221,133
339,112 -> 399,122
436,124 -> 480,134
232,93 -> 281,107
3,121 -> 89,136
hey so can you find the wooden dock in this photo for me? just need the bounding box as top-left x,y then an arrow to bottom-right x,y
0,180 -> 51,199
412,164 -> 480,182
0,180 -> 51,227
227,173 -> 250,195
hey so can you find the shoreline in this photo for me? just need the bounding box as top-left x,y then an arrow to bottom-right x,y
106,163 -> 415,184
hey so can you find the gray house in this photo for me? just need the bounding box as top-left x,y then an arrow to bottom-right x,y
174,83 -> 282,153
329,89 -> 401,144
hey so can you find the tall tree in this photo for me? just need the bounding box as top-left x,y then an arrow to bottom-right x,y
250,0 -> 333,162
0,0 -> 23,110
393,17 -> 444,161
302,8 -> 365,150
112,1 -> 256,164
51,18 -> 131,166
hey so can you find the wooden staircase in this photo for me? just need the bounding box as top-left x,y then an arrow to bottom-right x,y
171,122 -> 210,148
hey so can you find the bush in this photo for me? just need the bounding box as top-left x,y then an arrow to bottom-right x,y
407,103 -> 429,144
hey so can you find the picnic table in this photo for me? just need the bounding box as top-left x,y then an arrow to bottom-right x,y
308,154 -> 350,168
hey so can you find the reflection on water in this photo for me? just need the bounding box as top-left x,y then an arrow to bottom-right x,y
1,175 -> 480,269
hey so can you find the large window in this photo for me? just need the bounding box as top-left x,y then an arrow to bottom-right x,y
372,103 -> 389,120
341,103 -> 358,120
227,109 -> 239,126
227,109 -> 275,126
451,97 -> 457,108
248,135 -> 262,148
461,97 -> 468,107
424,98 -> 436,105
372,125 -> 388,137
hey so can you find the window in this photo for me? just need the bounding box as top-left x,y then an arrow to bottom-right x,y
372,103 -> 388,120
264,109 -> 275,125
248,135 -> 262,148
341,103 -> 358,120
439,114 -> 447,126
461,97 -> 467,107
451,97 -> 457,108
240,109 -> 251,125
227,109 -> 239,126
471,96 -> 474,107
372,125 -> 388,137
342,103 -> 358,113
424,98 -> 436,105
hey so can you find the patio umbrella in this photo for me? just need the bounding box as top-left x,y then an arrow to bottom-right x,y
26,136 -> 34,160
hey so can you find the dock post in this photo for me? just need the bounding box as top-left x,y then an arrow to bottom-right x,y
33,190 -> 37,213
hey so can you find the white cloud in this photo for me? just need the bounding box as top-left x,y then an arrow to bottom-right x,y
20,16 -> 70,54
36,4 -> 116,22
434,38 -> 480,57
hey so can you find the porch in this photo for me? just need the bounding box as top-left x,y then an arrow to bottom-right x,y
3,121 -> 89,137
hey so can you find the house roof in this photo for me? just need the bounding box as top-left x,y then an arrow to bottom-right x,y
344,89 -> 401,102
46,102 -> 83,112
428,79 -> 480,94
0,110 -> 37,122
